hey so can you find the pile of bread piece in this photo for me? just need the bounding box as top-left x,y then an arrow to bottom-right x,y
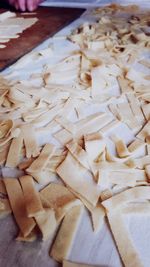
0,11 -> 38,49
0,3 -> 150,267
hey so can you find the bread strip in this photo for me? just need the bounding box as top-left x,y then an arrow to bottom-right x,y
32,104 -> 62,128
145,165 -> 150,180
18,157 -> 35,170
0,35 -> 19,39
57,152 -> 100,206
84,132 -> 105,162
139,60 -> 150,69
136,121 -> 150,141
123,203 -> 150,214
40,183 -> 76,210
133,156 -> 150,169
98,169 -> 145,188
128,139 -> 145,154
27,143 -> 55,172
44,155 -> 65,173
26,169 -> 55,185
102,186 -> 150,212
55,116 -> 76,134
0,143 -> 10,165
54,129 -> 73,146
66,141 -> 90,170
19,175 -> 44,217
44,68 -> 79,85
56,199 -> 82,222
65,185 -> 104,232
50,205 -> 84,262
22,124 -> 39,158
97,170 -> 109,188
147,144 -> 150,155
0,128 -> 20,147
126,68 -> 149,86
100,189 -> 113,201
109,170 -> 146,187
117,76 -> 132,93
0,179 -> 7,195
109,104 -> 122,121
4,178 -> 35,236
0,119 -> 13,138
76,113 -> 112,137
61,98 -> 78,117
117,102 -> 141,132
36,120 -> 58,135
107,212 -> 144,267
91,66 -> 106,97
0,198 -> 12,218
0,89 -> 8,106
22,106 -> 49,122
35,209 -> 57,240
63,260 -> 97,267
111,135 -> 130,158
21,12 -> 37,15
0,11 -> 16,22
92,161 -> 131,172
39,183 -> 81,221
6,133 -> 23,167
142,103 -> 150,121
100,119 -> 120,135
139,93 -> 150,103
54,113 -> 112,145
16,228 -> 37,242
106,149 -> 132,163
0,201 -> 5,211
126,93 -> 145,125
90,203 -> 105,233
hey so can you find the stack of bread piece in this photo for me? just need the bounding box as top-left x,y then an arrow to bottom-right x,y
0,11 -> 38,49
0,3 -> 150,267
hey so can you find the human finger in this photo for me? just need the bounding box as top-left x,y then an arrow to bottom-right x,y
14,1 -> 19,10
8,0 -> 15,6
26,0 -> 38,11
17,0 -> 26,11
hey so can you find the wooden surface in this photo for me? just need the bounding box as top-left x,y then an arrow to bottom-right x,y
0,6 -> 84,71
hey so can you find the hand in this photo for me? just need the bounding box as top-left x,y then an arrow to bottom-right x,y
7,0 -> 44,11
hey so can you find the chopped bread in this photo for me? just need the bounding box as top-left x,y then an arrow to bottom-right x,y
0,3 -> 150,267
0,198 -> 12,218
19,175 -> 44,217
16,228 -> 38,242
35,208 -> 57,241
108,211 -> 143,267
27,143 -> 55,172
4,178 -> 36,237
63,260 -> 97,267
0,12 -> 37,48
57,152 -> 101,206
40,183 -> 82,221
50,205 -> 84,262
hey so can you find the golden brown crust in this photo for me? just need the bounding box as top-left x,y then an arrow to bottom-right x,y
19,175 -> 44,217
4,178 -> 36,237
